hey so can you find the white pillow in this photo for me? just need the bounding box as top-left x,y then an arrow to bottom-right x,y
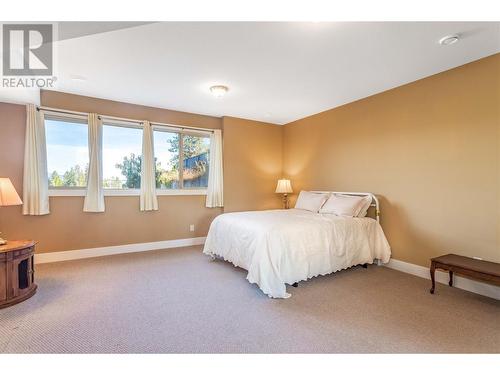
319,194 -> 371,217
355,195 -> 372,217
294,191 -> 329,213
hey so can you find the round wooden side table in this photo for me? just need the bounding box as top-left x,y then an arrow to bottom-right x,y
0,240 -> 37,309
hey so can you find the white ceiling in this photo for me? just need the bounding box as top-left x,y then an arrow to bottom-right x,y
56,22 -> 154,41
1,22 -> 499,124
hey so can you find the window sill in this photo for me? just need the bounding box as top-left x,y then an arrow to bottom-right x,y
48,189 -> 207,197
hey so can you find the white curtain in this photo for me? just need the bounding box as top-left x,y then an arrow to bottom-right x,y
23,104 -> 50,215
83,113 -> 105,212
206,129 -> 224,208
140,121 -> 158,211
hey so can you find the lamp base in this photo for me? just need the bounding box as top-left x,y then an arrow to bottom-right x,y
282,194 -> 290,209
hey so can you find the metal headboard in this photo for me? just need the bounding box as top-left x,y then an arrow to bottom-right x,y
311,191 -> 380,222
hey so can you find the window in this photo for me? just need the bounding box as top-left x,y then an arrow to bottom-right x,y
44,111 -> 211,195
153,130 -> 180,189
153,130 -> 210,189
45,116 -> 89,188
181,134 -> 210,188
102,123 -> 143,189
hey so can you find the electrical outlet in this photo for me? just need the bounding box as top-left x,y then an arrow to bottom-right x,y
189,224 -> 195,232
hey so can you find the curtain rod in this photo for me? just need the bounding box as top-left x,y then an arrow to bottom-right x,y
37,105 -> 215,134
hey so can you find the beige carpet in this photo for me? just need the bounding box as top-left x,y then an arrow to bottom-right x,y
0,245 -> 498,353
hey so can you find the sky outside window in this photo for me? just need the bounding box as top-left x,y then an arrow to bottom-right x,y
45,118 -> 89,187
102,124 -> 143,188
46,119 -> 206,190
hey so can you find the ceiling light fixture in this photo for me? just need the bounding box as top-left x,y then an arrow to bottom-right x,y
439,34 -> 460,46
210,85 -> 229,98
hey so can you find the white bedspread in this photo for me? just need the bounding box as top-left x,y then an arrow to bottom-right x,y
203,209 -> 391,298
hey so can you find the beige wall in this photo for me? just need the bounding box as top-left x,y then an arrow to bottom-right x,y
283,54 -> 500,267
2,55 -> 498,266
0,94 -> 223,253
222,116 -> 283,212
41,90 -> 222,129
0,93 -> 283,253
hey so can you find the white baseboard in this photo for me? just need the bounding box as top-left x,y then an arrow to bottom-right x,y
35,240 -> 499,300
35,236 -> 207,264
385,258 -> 500,300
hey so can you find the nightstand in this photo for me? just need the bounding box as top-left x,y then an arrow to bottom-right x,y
0,240 -> 37,309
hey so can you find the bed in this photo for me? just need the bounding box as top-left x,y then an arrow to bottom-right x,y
203,192 -> 391,298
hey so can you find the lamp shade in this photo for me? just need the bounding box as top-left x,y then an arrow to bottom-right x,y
0,178 -> 22,206
275,179 -> 293,194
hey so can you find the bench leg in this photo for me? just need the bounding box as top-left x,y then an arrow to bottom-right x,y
449,271 -> 453,287
430,263 -> 436,294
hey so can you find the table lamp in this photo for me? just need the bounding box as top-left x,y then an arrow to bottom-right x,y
275,179 -> 293,209
0,178 -> 23,245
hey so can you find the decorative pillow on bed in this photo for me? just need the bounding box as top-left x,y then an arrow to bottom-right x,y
354,195 -> 372,217
319,194 -> 371,217
294,191 -> 329,212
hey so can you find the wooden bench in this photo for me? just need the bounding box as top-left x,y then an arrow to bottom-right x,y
430,254 -> 500,294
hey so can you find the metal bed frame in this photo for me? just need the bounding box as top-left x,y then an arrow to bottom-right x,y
311,191 -> 380,222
